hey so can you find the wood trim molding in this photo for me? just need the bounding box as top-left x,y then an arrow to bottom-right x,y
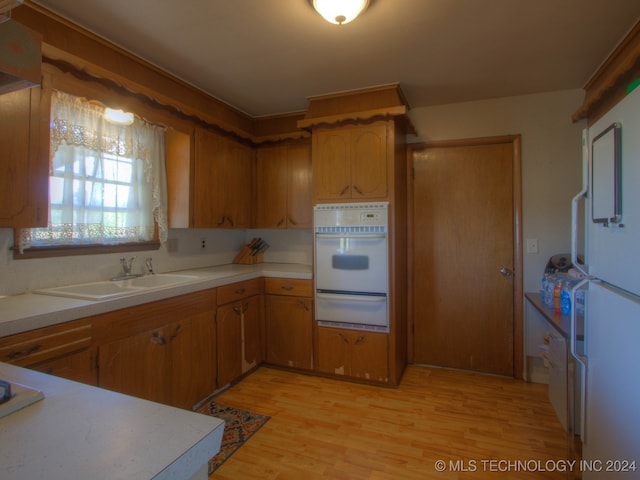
573,19 -> 640,124
297,106 -> 408,130
14,3 -> 309,144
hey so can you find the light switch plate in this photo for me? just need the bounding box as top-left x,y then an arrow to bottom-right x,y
526,238 -> 539,254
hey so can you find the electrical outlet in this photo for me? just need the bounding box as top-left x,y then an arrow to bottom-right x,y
526,238 -> 538,254
200,237 -> 206,249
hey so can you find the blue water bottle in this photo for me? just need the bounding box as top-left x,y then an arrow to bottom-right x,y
560,281 -> 571,316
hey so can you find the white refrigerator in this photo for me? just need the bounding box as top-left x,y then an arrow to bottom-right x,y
571,85 -> 640,478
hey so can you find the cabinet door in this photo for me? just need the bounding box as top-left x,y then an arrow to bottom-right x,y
224,137 -> 253,228
217,302 -> 242,387
167,313 -> 216,409
265,295 -> 313,370
29,349 -> 96,386
0,318 -> 94,384
350,124 -> 388,199
316,327 -> 350,376
193,128 -> 227,227
0,84 -> 50,227
287,143 -> 312,228
255,145 -> 288,228
98,327 -> 169,404
317,327 -> 389,382
241,295 -> 263,373
349,331 -> 388,382
313,129 -> 351,201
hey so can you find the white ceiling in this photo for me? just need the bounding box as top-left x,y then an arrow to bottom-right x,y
28,0 -> 640,117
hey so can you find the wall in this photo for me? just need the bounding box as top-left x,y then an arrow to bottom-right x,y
407,88 -> 587,294
0,227 -> 312,296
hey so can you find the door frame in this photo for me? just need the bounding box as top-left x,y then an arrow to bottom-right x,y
407,135 -> 523,378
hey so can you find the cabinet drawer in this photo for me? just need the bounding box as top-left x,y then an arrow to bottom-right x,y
264,278 -> 312,298
0,319 -> 92,367
217,278 -> 263,305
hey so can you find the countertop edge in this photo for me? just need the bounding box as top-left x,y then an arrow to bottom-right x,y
1,263 -> 312,337
0,362 -> 225,480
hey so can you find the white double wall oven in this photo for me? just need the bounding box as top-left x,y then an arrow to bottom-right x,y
314,202 -> 390,331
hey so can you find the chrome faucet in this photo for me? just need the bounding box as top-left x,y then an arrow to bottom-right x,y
120,256 -> 135,276
145,257 -> 155,275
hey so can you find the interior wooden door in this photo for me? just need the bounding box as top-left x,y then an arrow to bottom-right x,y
412,140 -> 516,376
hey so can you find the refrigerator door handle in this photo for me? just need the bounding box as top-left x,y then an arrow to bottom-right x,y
571,190 -> 588,276
570,279 -> 589,444
571,129 -> 589,276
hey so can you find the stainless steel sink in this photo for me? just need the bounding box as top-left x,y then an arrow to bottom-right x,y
34,274 -> 201,301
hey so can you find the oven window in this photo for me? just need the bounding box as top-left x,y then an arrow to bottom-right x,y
332,255 -> 369,270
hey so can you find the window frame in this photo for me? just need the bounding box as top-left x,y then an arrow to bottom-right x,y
13,88 -> 166,260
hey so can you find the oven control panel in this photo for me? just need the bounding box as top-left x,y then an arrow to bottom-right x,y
314,202 -> 388,228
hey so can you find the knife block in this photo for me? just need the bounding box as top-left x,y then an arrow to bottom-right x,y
232,245 -> 263,264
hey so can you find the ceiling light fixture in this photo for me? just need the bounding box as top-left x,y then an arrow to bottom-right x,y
311,0 -> 370,25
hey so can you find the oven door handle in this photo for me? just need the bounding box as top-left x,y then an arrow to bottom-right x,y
316,292 -> 387,302
315,233 -> 386,239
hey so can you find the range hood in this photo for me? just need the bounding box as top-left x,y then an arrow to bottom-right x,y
0,16 -> 42,95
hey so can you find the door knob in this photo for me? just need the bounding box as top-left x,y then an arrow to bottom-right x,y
499,267 -> 513,277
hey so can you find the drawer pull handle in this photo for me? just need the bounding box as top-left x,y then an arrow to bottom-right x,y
339,185 -> 349,195
353,185 -> 364,196
6,344 -> 42,360
281,284 -> 294,291
235,288 -> 246,295
169,324 -> 182,341
150,332 -> 166,345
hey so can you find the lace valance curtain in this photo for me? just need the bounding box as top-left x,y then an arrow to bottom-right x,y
21,91 -> 168,251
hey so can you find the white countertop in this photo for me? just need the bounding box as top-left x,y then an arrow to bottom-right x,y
0,263 -> 312,337
0,362 -> 225,480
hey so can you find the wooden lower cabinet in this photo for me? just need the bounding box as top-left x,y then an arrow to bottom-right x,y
94,289 -> 217,410
216,279 -> 263,387
264,278 -> 313,370
0,319 -> 95,385
316,327 -> 389,383
265,293 -> 313,370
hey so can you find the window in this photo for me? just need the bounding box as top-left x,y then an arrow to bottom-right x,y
18,91 -> 168,255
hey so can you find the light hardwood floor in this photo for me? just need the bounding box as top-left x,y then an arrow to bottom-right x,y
210,365 -> 568,480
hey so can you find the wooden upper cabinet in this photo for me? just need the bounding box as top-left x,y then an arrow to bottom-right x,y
191,127 -> 252,228
255,141 -> 312,228
0,82 -> 50,228
351,125 -> 388,199
313,122 -> 389,203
